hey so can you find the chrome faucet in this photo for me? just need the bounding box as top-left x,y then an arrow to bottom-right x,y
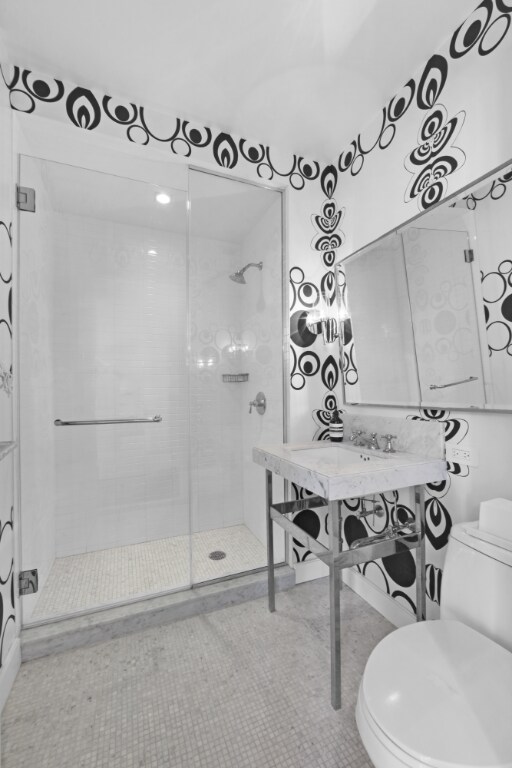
350,430 -> 380,450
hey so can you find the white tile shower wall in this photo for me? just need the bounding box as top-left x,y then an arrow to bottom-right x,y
51,213 -> 189,556
188,235 -> 245,535
18,157 -> 57,621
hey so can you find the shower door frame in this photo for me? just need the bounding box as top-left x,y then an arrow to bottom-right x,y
13,115 -> 290,628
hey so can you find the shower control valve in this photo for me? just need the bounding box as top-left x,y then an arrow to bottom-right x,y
249,391 -> 266,415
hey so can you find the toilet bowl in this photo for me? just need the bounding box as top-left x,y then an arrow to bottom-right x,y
356,522 -> 512,768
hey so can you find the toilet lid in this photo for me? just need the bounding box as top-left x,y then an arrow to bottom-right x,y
362,620 -> 512,768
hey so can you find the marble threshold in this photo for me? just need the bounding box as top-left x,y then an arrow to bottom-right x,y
21,565 -> 295,661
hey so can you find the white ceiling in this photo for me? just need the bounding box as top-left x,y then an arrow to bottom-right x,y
2,0 -> 477,161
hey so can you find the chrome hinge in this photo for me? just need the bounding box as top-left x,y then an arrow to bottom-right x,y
464,248 -> 474,263
16,185 -> 36,212
19,569 -> 38,595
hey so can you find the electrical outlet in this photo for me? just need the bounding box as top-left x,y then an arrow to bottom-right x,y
446,444 -> 478,467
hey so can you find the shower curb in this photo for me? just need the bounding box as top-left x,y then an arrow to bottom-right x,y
20,565 -> 295,661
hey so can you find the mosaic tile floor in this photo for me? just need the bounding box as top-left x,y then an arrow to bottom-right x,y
4,579 -> 393,768
32,525 -> 267,620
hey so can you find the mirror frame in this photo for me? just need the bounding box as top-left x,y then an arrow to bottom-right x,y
335,156 -> 512,413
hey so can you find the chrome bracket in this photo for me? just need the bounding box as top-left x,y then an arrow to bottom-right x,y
19,569 -> 38,595
16,185 -> 36,212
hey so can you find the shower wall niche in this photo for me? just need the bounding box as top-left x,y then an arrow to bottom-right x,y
18,157 -> 285,624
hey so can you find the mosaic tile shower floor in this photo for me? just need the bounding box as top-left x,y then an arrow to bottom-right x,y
32,525 -> 268,620
4,579 -> 393,768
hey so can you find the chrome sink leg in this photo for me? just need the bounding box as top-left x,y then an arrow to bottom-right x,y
329,499 -> 342,710
266,469 -> 275,613
414,486 -> 426,621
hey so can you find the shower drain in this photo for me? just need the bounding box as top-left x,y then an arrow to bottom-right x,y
209,550 -> 227,561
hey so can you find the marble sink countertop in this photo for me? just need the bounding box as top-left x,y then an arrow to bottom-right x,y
253,441 -> 447,500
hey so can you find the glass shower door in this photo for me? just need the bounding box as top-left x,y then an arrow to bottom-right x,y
19,156 -> 190,623
188,170 -> 285,584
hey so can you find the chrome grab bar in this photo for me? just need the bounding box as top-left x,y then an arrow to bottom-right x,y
54,415 -> 162,426
429,376 -> 478,390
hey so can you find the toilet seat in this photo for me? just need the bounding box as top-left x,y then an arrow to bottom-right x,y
357,620 -> 512,768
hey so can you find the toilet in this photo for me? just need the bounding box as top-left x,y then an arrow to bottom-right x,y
356,521 -> 512,768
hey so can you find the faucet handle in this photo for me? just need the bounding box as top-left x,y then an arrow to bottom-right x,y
369,432 -> 380,450
380,434 -> 397,453
350,429 -> 365,443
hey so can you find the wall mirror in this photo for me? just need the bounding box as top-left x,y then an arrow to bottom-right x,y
337,162 -> 512,410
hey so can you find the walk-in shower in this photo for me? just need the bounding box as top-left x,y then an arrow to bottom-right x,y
17,158 -> 285,625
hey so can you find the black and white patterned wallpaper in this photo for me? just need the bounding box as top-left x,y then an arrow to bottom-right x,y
290,0 -> 512,617
2,64 -> 325,193
474,168 -> 512,357
337,0 -> 512,204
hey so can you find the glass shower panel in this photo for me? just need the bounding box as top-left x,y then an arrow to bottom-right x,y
19,157 -> 190,623
188,170 -> 285,584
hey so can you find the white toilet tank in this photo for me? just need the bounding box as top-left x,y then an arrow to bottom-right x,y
441,521 -> 512,652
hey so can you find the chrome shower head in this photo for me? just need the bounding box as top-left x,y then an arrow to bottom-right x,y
229,261 -> 263,284
229,270 -> 246,284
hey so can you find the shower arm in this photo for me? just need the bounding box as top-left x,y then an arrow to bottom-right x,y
239,261 -> 263,275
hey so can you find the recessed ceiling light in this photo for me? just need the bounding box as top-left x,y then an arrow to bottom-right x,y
148,249 -> 157,255
156,192 -> 171,205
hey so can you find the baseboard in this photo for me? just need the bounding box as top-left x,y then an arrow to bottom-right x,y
293,558 -> 329,584
0,638 -> 21,713
342,568 -> 415,628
